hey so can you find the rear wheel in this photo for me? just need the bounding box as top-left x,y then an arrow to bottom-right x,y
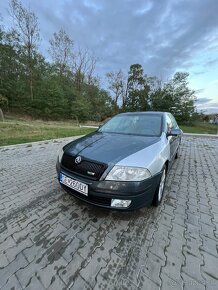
153,166 -> 166,207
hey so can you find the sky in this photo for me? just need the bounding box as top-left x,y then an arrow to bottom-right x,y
0,0 -> 218,114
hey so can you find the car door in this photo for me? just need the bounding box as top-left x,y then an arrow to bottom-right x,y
166,113 -> 177,160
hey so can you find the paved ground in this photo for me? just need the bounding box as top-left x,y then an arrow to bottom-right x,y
0,136 -> 218,290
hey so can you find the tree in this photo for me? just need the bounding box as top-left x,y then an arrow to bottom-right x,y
0,28 -> 25,107
49,28 -> 73,77
106,69 -> 126,112
10,0 -> 40,100
85,84 -> 113,121
71,95 -> 92,122
149,72 -> 196,122
31,76 -> 71,119
68,46 -> 98,121
71,47 -> 97,94
164,72 -> 196,122
149,77 -> 173,113
125,64 -> 150,111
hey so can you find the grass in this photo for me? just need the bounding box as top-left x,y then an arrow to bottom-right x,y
0,116 -> 217,147
180,122 -> 217,135
0,116 -> 96,146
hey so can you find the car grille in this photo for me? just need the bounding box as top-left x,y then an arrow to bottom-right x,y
61,153 -> 107,180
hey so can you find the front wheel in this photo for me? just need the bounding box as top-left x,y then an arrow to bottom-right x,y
152,166 -> 167,207
175,146 -> 180,159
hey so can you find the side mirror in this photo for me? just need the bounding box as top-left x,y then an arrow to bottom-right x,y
167,128 -> 182,137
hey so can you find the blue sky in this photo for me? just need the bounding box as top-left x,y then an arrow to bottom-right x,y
1,0 -> 218,113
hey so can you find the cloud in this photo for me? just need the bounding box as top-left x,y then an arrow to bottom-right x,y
1,0 -> 218,80
192,71 -> 205,76
195,89 -> 205,94
200,107 -> 218,114
205,58 -> 218,67
196,97 -> 212,104
197,101 -> 218,114
210,79 -> 218,85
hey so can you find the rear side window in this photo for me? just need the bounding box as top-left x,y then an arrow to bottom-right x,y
169,114 -> 178,128
166,114 -> 173,130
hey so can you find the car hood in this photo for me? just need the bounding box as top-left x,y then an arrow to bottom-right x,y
64,132 -> 160,165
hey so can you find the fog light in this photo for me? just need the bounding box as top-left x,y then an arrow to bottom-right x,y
111,199 -> 131,208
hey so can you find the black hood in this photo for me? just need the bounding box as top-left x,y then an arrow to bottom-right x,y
64,132 -> 160,164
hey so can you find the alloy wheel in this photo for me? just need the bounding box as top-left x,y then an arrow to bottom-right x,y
158,169 -> 166,202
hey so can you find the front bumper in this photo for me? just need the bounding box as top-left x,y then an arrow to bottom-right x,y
56,161 -> 161,210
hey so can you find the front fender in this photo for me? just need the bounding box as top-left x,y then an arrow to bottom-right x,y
116,135 -> 170,176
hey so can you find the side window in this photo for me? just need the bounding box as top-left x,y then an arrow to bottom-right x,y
169,114 -> 178,128
166,114 -> 172,131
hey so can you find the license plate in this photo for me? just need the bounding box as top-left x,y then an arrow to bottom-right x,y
60,173 -> 88,196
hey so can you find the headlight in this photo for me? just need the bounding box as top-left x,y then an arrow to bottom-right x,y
105,166 -> 151,181
58,149 -> 64,163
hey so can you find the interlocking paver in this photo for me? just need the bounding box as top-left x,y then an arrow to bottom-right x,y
0,136 -> 218,289
201,251 -> 218,280
69,274 -> 91,290
80,252 -> 107,288
58,252 -> 84,287
181,272 -> 205,290
0,252 -> 28,288
0,274 -> 22,290
0,253 -> 9,268
141,251 -> 164,286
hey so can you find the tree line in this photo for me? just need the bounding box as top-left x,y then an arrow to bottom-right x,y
0,0 -> 198,123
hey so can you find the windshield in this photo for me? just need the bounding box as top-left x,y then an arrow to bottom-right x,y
99,114 -> 162,136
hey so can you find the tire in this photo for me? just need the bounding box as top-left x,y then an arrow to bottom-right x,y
175,146 -> 180,159
152,166 -> 167,207
175,143 -> 180,159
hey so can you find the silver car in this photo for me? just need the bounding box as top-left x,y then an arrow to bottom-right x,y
56,112 -> 182,210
